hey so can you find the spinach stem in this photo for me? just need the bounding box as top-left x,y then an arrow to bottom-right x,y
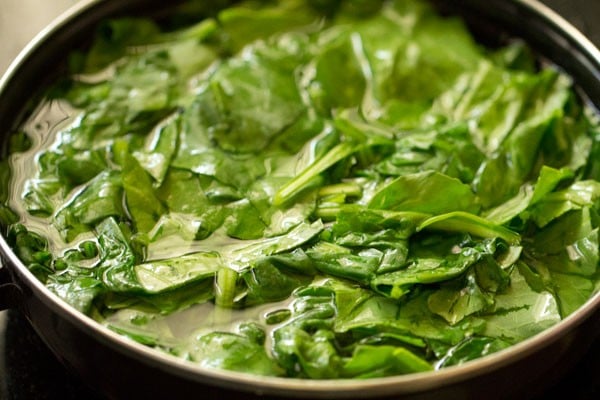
215,267 -> 238,308
274,142 -> 357,205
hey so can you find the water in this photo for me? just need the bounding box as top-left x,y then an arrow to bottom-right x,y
7,99 -> 81,252
5,99 -> 302,356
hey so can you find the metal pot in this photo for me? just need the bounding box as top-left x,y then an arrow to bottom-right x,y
0,1 -> 599,399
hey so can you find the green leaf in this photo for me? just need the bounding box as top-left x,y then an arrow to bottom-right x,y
368,171 -> 479,214
371,247 -> 481,299
198,43 -> 306,153
75,18 -> 162,73
436,336 -> 511,368
529,208 -> 599,277
342,345 -> 432,378
427,272 -> 493,325
307,241 -> 382,284
121,149 -> 166,234
47,276 -> 104,314
133,114 -> 180,184
54,171 -> 124,241
390,289 -> 485,345
190,332 -> 284,376
484,165 -> 573,225
418,211 -> 520,244
550,272 -> 595,316
274,142 -> 357,205
527,180 -> 600,227
273,327 -> 342,378
482,268 -> 561,342
134,252 -> 221,293
217,1 -> 318,53
309,33 -> 367,113
95,217 -> 140,292
239,251 -> 316,306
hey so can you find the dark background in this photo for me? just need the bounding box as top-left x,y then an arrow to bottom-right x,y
0,0 -> 599,399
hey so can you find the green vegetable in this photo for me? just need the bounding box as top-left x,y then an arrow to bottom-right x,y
3,0 -> 599,380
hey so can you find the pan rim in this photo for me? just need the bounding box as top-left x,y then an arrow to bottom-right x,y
1,0 -> 599,397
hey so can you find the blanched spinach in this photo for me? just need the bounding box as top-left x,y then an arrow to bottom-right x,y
4,0 -> 600,380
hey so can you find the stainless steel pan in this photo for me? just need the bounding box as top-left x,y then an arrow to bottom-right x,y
0,1 -> 599,399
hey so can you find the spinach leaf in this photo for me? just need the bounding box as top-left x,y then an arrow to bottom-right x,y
95,217 -> 140,292
368,171 -> 479,214
482,268 -> 561,342
217,0 -> 319,53
190,331 -> 284,376
436,336 -> 511,368
371,246 -> 481,299
239,251 -> 316,306
427,271 -> 494,325
198,44 -> 306,154
54,171 -> 124,242
342,345 -> 432,378
135,252 -> 221,293
121,150 -> 166,235
418,211 -> 520,244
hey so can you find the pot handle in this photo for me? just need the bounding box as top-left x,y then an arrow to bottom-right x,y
0,258 -> 23,311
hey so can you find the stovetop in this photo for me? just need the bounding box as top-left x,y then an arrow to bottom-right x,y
1,0 -> 599,399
